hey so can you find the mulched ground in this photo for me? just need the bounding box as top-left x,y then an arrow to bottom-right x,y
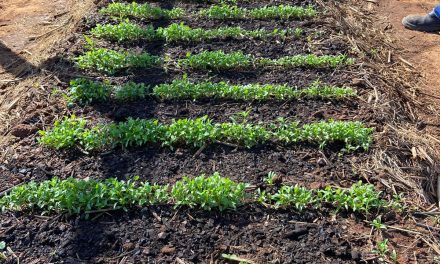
0,0 -> 436,263
0,206 -> 397,263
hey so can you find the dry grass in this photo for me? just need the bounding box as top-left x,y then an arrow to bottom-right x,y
0,0 -> 95,137
318,0 -> 440,207
321,0 -> 440,259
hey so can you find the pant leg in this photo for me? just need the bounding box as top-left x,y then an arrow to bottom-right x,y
433,5 -> 440,19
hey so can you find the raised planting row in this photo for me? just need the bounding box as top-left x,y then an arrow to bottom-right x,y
68,77 -> 356,104
0,173 -> 394,216
75,47 -> 160,75
91,21 -> 304,43
39,115 -> 373,151
76,48 -> 353,74
179,50 -> 353,70
100,3 -> 317,20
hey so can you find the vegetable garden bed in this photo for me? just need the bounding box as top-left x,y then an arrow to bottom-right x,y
0,0 -> 438,263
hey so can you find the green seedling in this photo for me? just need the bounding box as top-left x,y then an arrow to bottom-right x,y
90,20 -> 158,42
1,175 -> 389,216
371,217 -> 387,230
39,116 -> 374,152
179,51 -> 353,71
271,185 -> 314,211
0,241 -> 5,261
99,3 -> 317,20
221,253 -> 253,264
0,176 -> 169,216
316,182 -> 386,214
100,2 -> 184,19
91,21 -> 303,43
68,77 -> 355,103
198,4 -> 317,20
373,239 -> 389,257
69,78 -> 112,104
390,250 -> 398,263
171,173 -> 248,211
264,171 -> 277,186
75,48 -> 161,74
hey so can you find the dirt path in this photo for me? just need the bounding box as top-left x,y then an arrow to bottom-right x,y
380,0 -> 440,137
0,0 -> 71,78
0,0 -> 94,137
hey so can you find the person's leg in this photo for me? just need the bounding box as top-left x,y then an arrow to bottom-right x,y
402,5 -> 440,32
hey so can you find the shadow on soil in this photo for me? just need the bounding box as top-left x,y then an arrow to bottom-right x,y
0,41 -> 39,79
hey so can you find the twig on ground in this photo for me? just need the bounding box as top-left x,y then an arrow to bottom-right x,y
398,57 -> 414,68
221,253 -> 256,264
413,211 -> 440,216
420,237 -> 440,255
106,249 -> 138,261
415,223 -> 440,232
193,143 -> 208,158
386,225 -> 423,235
215,140 -> 241,149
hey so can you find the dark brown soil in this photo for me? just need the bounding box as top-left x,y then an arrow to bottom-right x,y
0,0 -> 437,263
0,206 -> 381,263
0,0 -> 377,190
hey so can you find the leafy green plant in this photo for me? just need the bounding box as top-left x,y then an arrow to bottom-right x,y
100,3 -> 316,21
316,182 -> 386,214
75,48 -> 161,74
162,116 -> 216,148
114,82 -> 148,101
218,122 -> 270,148
0,174 -> 390,216
68,78 -> 354,104
371,217 -> 387,230
249,5 -> 317,20
274,118 -> 374,151
38,116 -> 103,151
0,241 -> 5,261
153,78 -> 355,100
0,177 -> 169,216
91,20 -> 158,42
271,185 -> 314,211
69,78 -> 111,104
171,173 -> 248,211
263,171 -> 277,186
100,2 -> 184,19
372,239 -> 389,257
68,79 -> 148,102
104,118 -> 165,148
198,4 -> 317,20
179,50 -> 253,71
389,193 -> 405,211
390,250 -> 398,263
91,21 -> 302,43
160,22 -> 302,42
179,51 -> 353,71
39,116 -> 374,151
257,54 -> 354,68
255,188 -> 271,204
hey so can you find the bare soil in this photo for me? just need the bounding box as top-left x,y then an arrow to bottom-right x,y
380,0 -> 440,139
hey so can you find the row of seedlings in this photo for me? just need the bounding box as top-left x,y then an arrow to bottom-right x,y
34,0 -> 386,221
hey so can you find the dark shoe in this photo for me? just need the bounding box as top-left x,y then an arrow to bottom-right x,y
402,12 -> 440,32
